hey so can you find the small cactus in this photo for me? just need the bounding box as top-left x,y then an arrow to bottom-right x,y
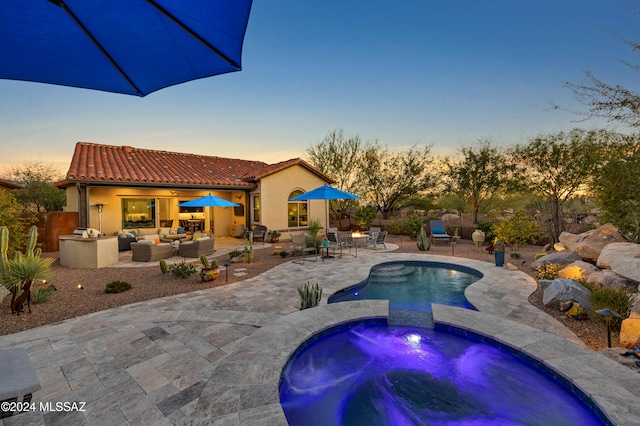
200,255 -> 210,269
159,259 -> 168,274
246,231 -> 254,264
297,281 -> 322,310
417,225 -> 431,251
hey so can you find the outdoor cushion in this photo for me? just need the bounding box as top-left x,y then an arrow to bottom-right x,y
432,228 -> 446,234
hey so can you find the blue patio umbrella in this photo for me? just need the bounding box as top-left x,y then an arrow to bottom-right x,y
178,194 -> 239,208
289,185 -> 360,231
179,194 -> 239,234
0,0 -> 253,96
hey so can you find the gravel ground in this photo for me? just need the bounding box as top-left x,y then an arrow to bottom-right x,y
0,236 -> 616,351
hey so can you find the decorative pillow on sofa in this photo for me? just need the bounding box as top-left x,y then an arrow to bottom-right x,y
177,227 -> 185,234
137,239 -> 154,245
159,227 -> 171,236
142,234 -> 160,242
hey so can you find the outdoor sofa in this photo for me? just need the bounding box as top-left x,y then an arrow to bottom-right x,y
130,240 -> 173,262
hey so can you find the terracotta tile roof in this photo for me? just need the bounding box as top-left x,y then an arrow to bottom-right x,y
0,178 -> 24,190
60,142 -> 333,188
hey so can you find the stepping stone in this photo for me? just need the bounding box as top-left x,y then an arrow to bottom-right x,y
233,272 -> 248,277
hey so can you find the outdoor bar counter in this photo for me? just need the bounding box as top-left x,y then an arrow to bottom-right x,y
59,235 -> 119,269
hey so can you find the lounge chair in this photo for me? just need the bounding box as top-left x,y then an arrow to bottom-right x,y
429,220 -> 451,244
291,233 -> 317,264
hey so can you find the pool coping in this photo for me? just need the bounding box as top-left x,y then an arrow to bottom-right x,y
216,256 -> 640,425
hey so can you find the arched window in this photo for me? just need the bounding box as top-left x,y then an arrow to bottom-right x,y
288,190 -> 308,228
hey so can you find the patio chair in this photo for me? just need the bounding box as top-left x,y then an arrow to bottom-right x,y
429,220 -> 451,244
252,225 -> 268,244
324,229 -> 342,259
291,233 -> 317,264
337,231 -> 357,258
369,231 -> 388,250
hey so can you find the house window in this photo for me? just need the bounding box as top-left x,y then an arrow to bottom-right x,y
252,195 -> 260,222
288,190 -> 308,228
122,198 -> 156,229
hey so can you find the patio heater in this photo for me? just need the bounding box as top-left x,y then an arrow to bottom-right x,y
95,203 -> 104,234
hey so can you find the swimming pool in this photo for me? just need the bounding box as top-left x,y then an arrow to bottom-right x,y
328,261 -> 482,311
280,319 -> 609,425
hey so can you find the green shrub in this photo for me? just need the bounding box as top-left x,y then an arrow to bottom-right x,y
228,249 -> 242,259
279,250 -> 290,258
510,252 -> 521,259
105,280 -> 132,293
355,206 -> 377,230
169,261 -> 197,278
583,282 -> 635,331
491,210 -> 546,250
474,221 -> 496,243
535,263 -> 563,280
31,284 -> 57,304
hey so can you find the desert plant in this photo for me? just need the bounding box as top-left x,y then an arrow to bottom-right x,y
245,231 -> 254,264
297,281 -> 322,310
279,250 -> 290,258
105,280 -> 132,293
159,259 -> 168,274
0,225 -> 54,312
491,210 -> 546,251
510,252 -> 522,259
200,255 -> 210,269
355,205 -> 377,230
416,225 -> 431,251
583,282 -> 635,331
169,261 -> 197,278
228,249 -> 243,259
535,263 -> 563,280
31,283 -> 57,304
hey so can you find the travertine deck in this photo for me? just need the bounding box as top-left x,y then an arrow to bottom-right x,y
1,245 -> 638,425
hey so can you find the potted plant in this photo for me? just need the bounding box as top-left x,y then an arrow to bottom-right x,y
451,228 -> 461,243
268,230 -> 281,243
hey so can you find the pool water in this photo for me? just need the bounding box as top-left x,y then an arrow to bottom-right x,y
280,321 -> 606,426
328,261 -> 480,311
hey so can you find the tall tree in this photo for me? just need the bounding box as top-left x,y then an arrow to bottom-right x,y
360,144 -> 437,218
443,140 -> 516,224
558,32 -> 640,127
590,133 -> 640,242
305,129 -> 369,211
0,192 -> 35,256
511,129 -> 606,241
3,161 -> 66,213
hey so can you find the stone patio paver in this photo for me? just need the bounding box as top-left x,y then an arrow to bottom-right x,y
0,242 -> 638,425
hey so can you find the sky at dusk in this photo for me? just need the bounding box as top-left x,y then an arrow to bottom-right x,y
0,0 -> 638,176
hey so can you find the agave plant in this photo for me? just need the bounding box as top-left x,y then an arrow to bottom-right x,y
0,226 -> 55,308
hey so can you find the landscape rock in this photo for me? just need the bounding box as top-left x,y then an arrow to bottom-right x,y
558,261 -> 599,281
620,299 -> 640,348
597,242 -> 640,282
0,286 -> 8,303
560,223 -> 628,263
542,278 -> 592,313
587,270 -> 639,292
530,252 -> 581,271
441,213 -> 460,222
558,232 -> 580,252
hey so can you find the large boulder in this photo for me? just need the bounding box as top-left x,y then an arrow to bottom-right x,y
558,232 -> 580,252
530,252 -> 581,271
597,242 -> 640,282
560,223 -> 628,263
541,278 -> 592,313
557,261 -> 599,281
587,270 -> 639,292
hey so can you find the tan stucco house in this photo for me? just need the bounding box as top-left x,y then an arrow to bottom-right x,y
55,142 -> 335,239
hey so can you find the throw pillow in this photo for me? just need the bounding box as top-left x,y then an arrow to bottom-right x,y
177,227 -> 185,234
130,230 -> 138,237
159,227 -> 171,235
154,238 -> 161,244
192,233 -> 203,241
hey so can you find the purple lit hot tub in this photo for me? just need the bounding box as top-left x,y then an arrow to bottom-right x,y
279,319 -> 608,426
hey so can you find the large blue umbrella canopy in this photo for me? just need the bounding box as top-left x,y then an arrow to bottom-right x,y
0,0 -> 253,96
178,194 -> 239,208
289,185 -> 360,231
289,185 -> 361,201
